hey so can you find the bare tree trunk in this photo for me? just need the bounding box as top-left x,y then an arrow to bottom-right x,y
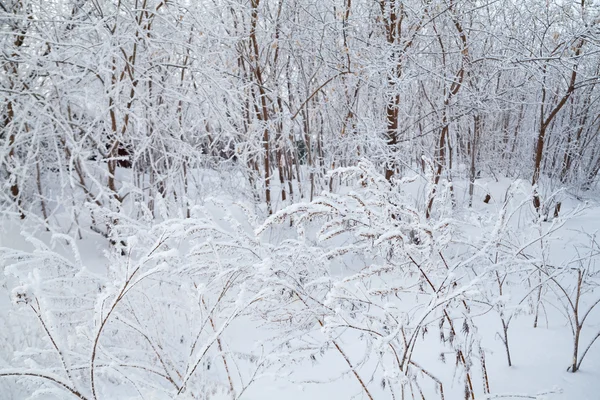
501,319 -> 512,367
469,115 -> 481,207
532,40 -> 583,214
36,162 -> 49,229
378,0 -> 424,180
570,270 -> 583,372
426,10 -> 468,218
249,0 -> 272,214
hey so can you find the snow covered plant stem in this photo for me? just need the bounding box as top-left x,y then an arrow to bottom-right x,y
554,238 -> 600,373
295,291 -> 374,400
89,234 -> 169,400
0,201 -> 271,399
407,254 -> 474,398
201,297 -> 235,395
0,296 -> 88,399
0,371 -> 87,399
257,161 -> 478,399
525,232 -> 600,373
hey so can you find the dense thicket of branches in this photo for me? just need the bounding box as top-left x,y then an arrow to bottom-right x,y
2,2 -> 600,399
1,0 -> 599,226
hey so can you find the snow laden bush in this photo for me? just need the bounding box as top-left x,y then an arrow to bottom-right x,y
2,163 -> 599,400
465,184 -> 600,375
0,200 -> 278,399
256,161 -> 491,399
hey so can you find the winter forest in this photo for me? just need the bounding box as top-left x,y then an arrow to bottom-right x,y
1,0 -> 600,399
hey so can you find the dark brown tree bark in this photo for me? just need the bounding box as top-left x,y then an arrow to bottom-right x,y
532,40 -> 582,214
426,9 -> 468,218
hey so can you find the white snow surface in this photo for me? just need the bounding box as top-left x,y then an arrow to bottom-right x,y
1,175 -> 599,400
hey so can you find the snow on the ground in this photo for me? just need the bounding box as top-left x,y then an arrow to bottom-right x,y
1,176 -> 600,399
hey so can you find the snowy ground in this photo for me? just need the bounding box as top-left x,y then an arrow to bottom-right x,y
1,173 -> 600,400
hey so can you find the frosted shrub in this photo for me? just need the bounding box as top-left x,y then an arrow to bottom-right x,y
257,161 -> 489,399
0,201 -> 274,399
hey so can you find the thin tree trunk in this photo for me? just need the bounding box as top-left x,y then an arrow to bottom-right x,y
532,40 -> 583,214
469,115 -> 480,207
